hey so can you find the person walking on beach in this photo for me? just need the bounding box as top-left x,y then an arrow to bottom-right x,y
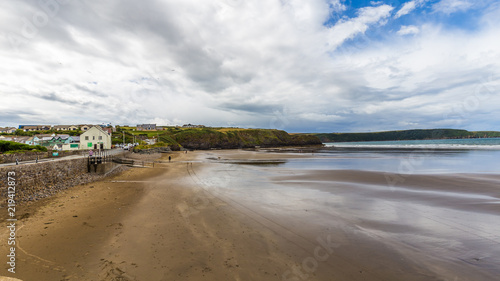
169,156 -> 171,162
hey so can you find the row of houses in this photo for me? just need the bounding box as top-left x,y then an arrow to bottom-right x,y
136,124 -> 206,131
13,124 -> 115,132
0,126 -> 112,151
182,124 -> 206,128
4,124 -> 206,134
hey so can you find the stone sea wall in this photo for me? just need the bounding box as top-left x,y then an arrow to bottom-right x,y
0,150 -> 84,164
0,152 -> 48,164
0,158 -> 127,205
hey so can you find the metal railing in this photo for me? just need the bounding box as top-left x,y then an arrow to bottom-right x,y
87,150 -> 114,172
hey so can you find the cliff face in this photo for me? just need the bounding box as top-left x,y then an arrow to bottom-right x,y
171,129 -> 322,150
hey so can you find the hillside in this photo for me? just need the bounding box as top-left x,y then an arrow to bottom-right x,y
114,128 -> 322,150
313,129 -> 500,143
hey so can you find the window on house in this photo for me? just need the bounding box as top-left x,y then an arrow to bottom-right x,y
85,136 -> 89,140
99,136 -> 102,140
93,136 -> 95,140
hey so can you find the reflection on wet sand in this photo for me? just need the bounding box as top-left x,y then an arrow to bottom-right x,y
197,150 -> 500,280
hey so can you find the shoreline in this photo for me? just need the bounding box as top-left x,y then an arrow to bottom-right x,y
0,149 -> 499,280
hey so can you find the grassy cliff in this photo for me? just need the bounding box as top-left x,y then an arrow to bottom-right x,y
115,128 -> 322,150
172,128 -> 321,149
313,129 -> 500,143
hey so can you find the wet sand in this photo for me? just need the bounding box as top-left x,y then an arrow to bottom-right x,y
1,150 -> 499,280
0,152 -> 297,280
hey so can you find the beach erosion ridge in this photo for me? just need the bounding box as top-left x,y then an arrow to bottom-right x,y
0,146 -> 499,280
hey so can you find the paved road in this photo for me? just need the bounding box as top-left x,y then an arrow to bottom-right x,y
0,148 -> 126,167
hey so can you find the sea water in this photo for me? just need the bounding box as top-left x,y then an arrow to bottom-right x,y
281,138 -> 500,174
324,137 -> 500,149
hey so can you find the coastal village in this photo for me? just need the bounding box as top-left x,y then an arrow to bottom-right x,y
0,123 -> 205,152
0,124 -> 115,151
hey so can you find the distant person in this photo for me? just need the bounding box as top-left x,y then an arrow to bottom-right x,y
89,150 -> 93,157
169,156 -> 171,162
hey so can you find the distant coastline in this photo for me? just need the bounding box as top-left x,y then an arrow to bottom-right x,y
311,129 -> 500,143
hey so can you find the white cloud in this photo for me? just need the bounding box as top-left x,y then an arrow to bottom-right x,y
395,0 -> 427,19
335,18 -> 500,129
299,113 -> 343,122
328,0 -> 346,13
328,5 -> 394,49
397,25 -> 420,35
395,1 -> 417,18
433,0 -> 473,14
0,0 -> 499,132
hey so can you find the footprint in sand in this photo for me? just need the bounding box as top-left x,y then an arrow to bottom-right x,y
99,259 -> 135,281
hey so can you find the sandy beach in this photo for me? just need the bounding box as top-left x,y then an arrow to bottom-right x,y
0,151 -> 297,280
1,149 -> 499,280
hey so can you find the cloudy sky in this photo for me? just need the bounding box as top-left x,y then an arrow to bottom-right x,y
1,0 -> 499,132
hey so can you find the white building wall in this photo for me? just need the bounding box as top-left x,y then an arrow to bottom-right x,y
79,126 -> 112,150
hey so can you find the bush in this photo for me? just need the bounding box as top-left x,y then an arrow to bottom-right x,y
0,141 -> 48,153
4,149 -> 46,155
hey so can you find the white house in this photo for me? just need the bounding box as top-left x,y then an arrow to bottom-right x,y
12,136 -> 30,144
0,127 -> 17,134
21,125 -> 50,132
79,125 -> 91,131
80,126 -> 112,150
137,124 -> 157,131
54,125 -> 71,131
